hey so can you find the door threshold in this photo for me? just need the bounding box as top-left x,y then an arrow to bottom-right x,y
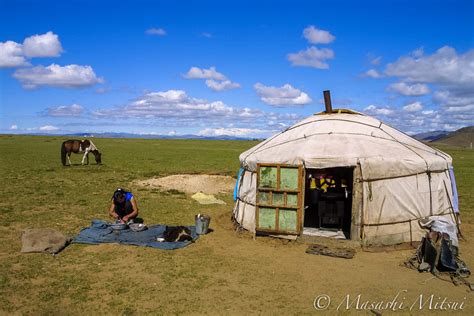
302,227 -> 346,239
269,234 -> 298,240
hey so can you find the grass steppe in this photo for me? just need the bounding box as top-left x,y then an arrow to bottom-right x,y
0,135 -> 473,315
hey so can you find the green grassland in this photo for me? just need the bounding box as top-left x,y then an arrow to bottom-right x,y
0,135 -> 473,314
0,135 -> 259,314
434,144 -> 474,220
0,135 -> 256,229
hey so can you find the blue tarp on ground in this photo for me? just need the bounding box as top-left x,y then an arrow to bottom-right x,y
73,220 -> 198,250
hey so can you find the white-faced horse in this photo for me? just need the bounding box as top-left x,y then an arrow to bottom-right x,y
61,139 -> 102,166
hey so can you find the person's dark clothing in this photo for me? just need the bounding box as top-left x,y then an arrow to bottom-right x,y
114,192 -> 134,218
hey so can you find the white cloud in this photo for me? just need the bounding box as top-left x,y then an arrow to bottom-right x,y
22,31 -> 63,58
168,130 -> 177,136
136,90 -> 188,104
13,64 -> 104,89
184,66 -> 240,92
411,47 -> 424,58
431,90 -> 474,123
254,83 -> 312,107
184,66 -> 227,80
433,90 -> 474,108
364,69 -> 382,78
383,46 -> 474,132
198,127 -> 267,137
94,90 -> 247,120
364,105 -> 395,116
39,125 -> 59,131
0,41 -> 29,68
385,46 -> 474,87
302,25 -> 335,44
287,46 -> 334,69
403,101 -> 423,112
0,32 -> 63,68
364,100 -> 471,134
444,104 -> 474,113
388,82 -> 430,96
146,28 -> 167,36
200,32 -> 212,38
370,56 -> 382,65
44,103 -> 84,117
9,124 -> 18,130
92,89 -> 301,131
205,79 -> 240,91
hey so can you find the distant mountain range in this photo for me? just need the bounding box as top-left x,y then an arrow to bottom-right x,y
5,126 -> 472,146
414,126 -> 474,148
428,126 -> 474,148
412,130 -> 451,142
63,132 -> 259,141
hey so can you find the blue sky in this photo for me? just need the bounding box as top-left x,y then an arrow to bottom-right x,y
1,0 -> 473,137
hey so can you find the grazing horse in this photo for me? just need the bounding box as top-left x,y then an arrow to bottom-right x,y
61,139 -> 102,166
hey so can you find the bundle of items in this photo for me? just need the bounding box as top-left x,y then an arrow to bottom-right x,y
404,217 -> 472,290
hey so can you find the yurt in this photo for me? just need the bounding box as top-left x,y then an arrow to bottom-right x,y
232,96 -> 459,246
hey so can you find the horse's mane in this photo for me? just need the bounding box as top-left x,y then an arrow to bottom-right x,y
88,140 -> 98,151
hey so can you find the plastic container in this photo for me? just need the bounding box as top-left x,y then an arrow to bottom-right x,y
195,214 -> 211,235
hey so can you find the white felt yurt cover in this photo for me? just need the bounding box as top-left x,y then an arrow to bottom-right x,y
233,111 -> 458,246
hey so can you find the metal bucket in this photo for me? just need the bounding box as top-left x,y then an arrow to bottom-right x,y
108,221 -> 128,230
195,214 -> 211,235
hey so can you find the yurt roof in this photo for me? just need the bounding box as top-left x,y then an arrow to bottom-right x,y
240,111 -> 452,180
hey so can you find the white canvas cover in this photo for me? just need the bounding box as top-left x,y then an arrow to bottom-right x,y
232,111 -> 458,246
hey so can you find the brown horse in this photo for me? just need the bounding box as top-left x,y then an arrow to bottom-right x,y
61,139 -> 102,166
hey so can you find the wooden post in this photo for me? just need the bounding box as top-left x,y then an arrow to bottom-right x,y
323,90 -> 332,113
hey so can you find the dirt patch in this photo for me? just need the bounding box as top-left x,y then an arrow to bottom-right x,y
135,174 -> 235,195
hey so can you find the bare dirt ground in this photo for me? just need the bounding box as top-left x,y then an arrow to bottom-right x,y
6,207 -> 474,314
135,174 -> 235,194
187,210 -> 474,314
133,174 -> 474,314
6,172 -> 474,314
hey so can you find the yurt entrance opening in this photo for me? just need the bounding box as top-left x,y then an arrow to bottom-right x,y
303,167 -> 354,239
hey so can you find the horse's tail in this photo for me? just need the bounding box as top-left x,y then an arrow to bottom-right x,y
61,142 -> 67,166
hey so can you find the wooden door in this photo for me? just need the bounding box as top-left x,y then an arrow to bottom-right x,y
256,163 -> 303,234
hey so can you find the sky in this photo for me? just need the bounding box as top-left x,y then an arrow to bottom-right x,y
1,0 -> 473,138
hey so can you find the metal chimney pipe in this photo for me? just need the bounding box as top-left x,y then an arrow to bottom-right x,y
323,90 -> 332,113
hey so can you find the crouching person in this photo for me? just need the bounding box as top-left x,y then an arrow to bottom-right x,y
109,188 -> 139,224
